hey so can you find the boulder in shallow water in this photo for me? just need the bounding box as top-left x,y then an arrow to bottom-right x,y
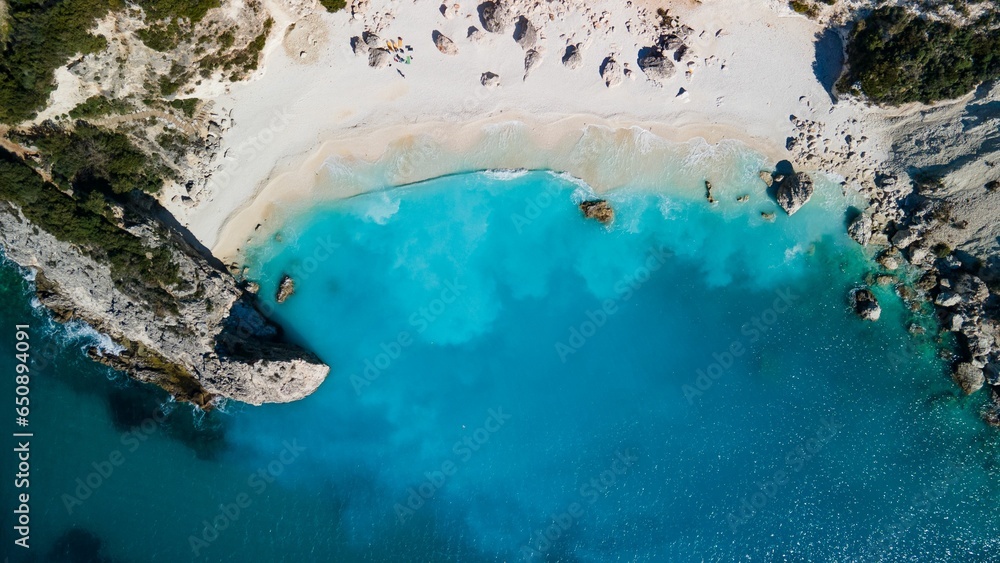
952,362 -> 984,394
579,200 -> 614,225
851,287 -> 881,321
847,213 -> 873,246
638,49 -> 675,83
775,171 -> 814,215
759,170 -> 774,187
276,275 -> 296,304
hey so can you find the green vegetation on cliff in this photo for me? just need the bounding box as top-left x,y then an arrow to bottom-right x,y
13,122 -> 166,195
0,149 -> 179,300
840,6 -> 1000,105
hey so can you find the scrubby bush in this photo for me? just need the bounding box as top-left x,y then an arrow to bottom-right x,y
840,6 -> 1000,105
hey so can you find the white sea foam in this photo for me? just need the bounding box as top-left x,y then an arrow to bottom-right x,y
547,171 -> 596,200
62,321 -> 125,356
362,191 -> 401,224
482,168 -> 528,181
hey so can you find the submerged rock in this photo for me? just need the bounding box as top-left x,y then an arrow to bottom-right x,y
579,200 -> 614,225
761,212 -> 776,222
952,362 -> 984,395
851,287 -> 881,321
276,275 -> 296,304
775,171 -> 814,215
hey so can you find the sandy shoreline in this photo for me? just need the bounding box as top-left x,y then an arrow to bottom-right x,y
210,111 -> 796,261
158,0 -> 893,264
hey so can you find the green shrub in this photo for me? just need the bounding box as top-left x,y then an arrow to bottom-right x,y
0,149 -> 180,304
318,0 -> 347,12
840,6 -> 1000,105
69,95 -> 135,120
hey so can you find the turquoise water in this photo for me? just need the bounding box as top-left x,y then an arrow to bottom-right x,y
3,156 -> 1000,561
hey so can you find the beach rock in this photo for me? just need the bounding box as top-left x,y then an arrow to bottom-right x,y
433,31 -> 458,55
368,48 -> 391,68
245,281 -> 260,295
935,292 -> 962,308
638,49 -> 675,83
775,172 -> 814,215
877,251 -> 899,271
847,214 -> 873,246
737,195 -> 749,203
954,273 -> 989,303
890,227 -> 920,249
758,171 -> 774,187
440,3 -> 460,19
761,212 -> 776,222
851,288 -> 881,321
276,275 -> 296,304
600,56 -> 623,88
705,180 -> 716,204
351,36 -> 369,56
479,1 -> 511,34
579,200 -> 614,225
562,44 -> 583,69
952,362 -> 984,394
523,48 -> 542,80
481,72 -> 500,88
513,16 -> 538,49
363,31 -> 382,49
468,26 -> 485,43
662,34 -> 684,51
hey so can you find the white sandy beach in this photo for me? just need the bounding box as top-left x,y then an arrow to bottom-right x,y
161,0 -> 897,262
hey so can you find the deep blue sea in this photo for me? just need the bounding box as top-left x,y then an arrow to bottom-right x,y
3,146 -> 1000,562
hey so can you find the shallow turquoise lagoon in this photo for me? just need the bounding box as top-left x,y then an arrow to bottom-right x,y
2,163 -> 1000,562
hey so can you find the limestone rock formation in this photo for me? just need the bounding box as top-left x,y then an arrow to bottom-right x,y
479,1 -> 512,34
514,16 -> 538,50
851,288 -> 881,321
580,200 -> 614,225
0,201 -> 329,408
775,171 -> 815,215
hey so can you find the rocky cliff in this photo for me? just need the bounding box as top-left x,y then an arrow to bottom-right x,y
0,199 -> 329,408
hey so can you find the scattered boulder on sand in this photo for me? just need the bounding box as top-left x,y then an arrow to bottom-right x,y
440,3 -> 460,19
363,31 -> 382,49
514,16 -> 538,49
479,1 -> 511,34
368,48 -> 391,68
775,171 -> 814,215
851,287 -> 881,321
276,275 -> 296,304
580,200 -> 614,225
600,56 -> 623,88
847,213 -> 873,246
468,26 -> 485,43
433,31 -> 458,55
638,49 -> 675,83
952,362 -> 985,394
562,44 -> 583,69
351,36 -> 369,56
481,72 -> 500,88
523,48 -> 542,80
